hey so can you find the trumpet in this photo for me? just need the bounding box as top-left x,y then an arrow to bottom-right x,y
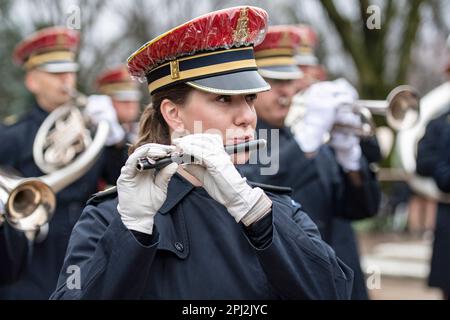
136,139 -> 267,171
338,85 -> 420,137
288,85 -> 421,137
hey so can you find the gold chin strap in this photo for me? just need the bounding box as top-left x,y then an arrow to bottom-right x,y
24,51 -> 75,70
99,82 -> 138,95
254,48 -> 294,59
256,56 -> 296,68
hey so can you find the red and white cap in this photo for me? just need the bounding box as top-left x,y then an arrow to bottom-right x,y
294,24 -> 319,67
96,65 -> 142,101
254,25 -> 304,80
13,26 -> 79,73
127,6 -> 270,95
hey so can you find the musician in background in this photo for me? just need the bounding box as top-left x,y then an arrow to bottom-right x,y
96,65 -> 142,145
294,24 -> 382,299
94,65 -> 142,190
295,24 -> 382,299
238,25 -> 380,300
0,27 -> 126,299
416,62 -> 450,299
285,24 -> 329,130
292,24 -> 327,93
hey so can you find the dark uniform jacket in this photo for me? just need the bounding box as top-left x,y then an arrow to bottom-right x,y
238,120 -> 381,300
0,103 -> 125,299
50,173 -> 353,299
238,119 -> 380,241
416,109 -> 450,292
330,137 -> 381,300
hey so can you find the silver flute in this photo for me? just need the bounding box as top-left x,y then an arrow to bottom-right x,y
136,139 -> 267,171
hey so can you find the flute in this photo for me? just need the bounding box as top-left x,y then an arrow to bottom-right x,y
136,139 -> 266,171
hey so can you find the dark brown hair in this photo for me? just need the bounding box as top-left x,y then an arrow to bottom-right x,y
129,83 -> 193,154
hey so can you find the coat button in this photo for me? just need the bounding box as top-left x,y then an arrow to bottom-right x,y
174,242 -> 184,252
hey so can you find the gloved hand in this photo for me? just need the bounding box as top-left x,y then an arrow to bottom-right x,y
292,78 -> 358,153
117,143 -> 178,235
173,134 -> 272,226
85,95 -> 125,146
330,109 -> 362,171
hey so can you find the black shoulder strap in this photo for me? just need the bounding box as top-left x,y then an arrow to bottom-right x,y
247,180 -> 292,195
86,186 -> 118,205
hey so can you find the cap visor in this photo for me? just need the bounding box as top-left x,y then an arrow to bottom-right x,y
186,70 -> 270,95
37,62 -> 79,73
294,54 -> 319,66
112,90 -> 142,102
258,65 -> 303,80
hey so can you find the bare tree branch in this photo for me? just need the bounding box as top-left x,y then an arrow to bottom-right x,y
395,0 -> 426,84
321,0 -> 378,95
429,0 -> 450,34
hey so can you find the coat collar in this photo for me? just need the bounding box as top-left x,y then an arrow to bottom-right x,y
29,101 -> 50,123
158,173 -> 195,214
154,173 -> 195,259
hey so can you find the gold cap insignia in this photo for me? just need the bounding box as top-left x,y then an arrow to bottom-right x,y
170,59 -> 180,79
279,31 -> 291,48
233,7 -> 249,43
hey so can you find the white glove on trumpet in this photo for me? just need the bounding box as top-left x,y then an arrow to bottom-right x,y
117,143 -> 179,235
85,95 -> 126,146
292,78 -> 358,153
330,108 -> 362,171
173,134 -> 272,226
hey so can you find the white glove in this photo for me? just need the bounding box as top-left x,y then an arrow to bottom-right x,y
173,134 -> 272,226
292,78 -> 358,153
117,143 -> 179,235
330,109 -> 362,171
85,95 -> 125,146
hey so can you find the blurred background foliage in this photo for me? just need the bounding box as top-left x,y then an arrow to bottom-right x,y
1,0 -> 449,121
